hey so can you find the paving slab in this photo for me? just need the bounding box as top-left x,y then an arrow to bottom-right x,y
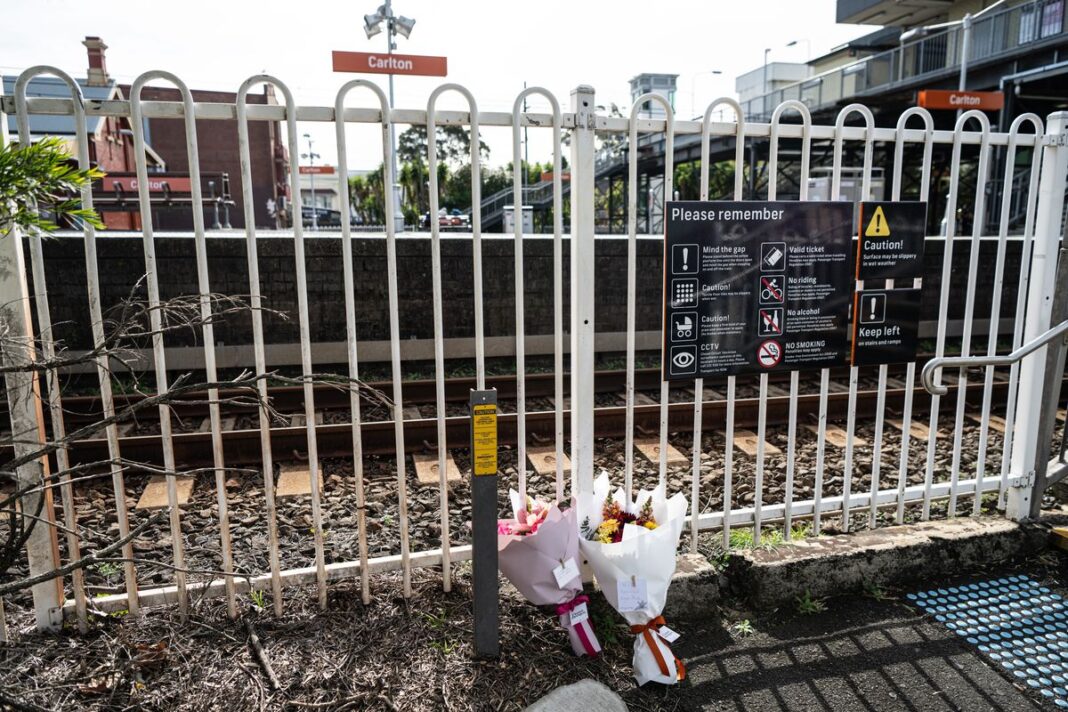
524,679 -> 626,712
677,596 -> 1046,711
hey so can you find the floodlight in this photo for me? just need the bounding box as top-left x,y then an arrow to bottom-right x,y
394,15 -> 416,39
364,11 -> 384,38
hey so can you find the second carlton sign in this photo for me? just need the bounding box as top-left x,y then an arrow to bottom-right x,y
662,201 -> 853,380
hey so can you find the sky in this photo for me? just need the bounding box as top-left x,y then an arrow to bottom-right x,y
4,0 -> 871,171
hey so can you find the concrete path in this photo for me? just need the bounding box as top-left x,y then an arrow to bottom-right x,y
676,596 -> 1047,711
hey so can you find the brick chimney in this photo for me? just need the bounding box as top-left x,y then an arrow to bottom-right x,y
82,36 -> 109,86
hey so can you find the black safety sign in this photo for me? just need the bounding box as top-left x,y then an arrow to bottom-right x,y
662,201 -> 854,380
851,288 -> 923,366
855,201 -> 927,281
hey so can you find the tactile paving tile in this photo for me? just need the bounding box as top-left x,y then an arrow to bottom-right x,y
907,575 -> 1068,708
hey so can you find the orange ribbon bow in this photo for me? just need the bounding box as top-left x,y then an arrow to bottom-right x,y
630,615 -> 686,681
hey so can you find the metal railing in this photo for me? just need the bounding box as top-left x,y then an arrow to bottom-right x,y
2,67 -> 1066,635
922,320 -> 1068,396
742,0 -> 1068,120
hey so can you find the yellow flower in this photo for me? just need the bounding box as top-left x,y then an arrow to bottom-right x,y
595,519 -> 620,543
643,521 -> 657,530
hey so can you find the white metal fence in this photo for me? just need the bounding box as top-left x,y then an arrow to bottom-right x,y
2,66 -> 1067,633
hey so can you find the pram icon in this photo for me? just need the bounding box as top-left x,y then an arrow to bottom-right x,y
674,315 -> 694,339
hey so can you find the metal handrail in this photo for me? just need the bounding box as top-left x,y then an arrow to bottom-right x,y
921,319 -> 1068,396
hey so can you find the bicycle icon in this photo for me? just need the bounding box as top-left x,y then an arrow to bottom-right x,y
759,275 -> 786,305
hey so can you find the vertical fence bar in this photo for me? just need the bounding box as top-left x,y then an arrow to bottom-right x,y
626,95 -> 673,498
236,77 -> 284,613
426,91 -> 452,590
381,98 -> 410,597
947,114 -> 991,517
129,75 -> 192,619
694,98 -> 745,552
172,78 -> 238,617
467,94 -> 486,391
974,114 -> 1043,516
999,123 -> 1045,506
550,104 -> 565,504
922,111 -> 987,520
10,77 -> 88,630
890,108 -> 934,525
428,86 -> 479,589
767,101 -> 812,541
785,113 -> 813,538
570,86 -> 597,499
282,80 -> 330,611
723,376 -> 736,548
512,88 -> 563,503
335,80 -> 391,604
17,67 -> 140,616
1007,111 -> 1068,521
831,104 -> 875,532
513,105 -> 529,502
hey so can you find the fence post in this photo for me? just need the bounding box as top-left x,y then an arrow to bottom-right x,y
0,219 -> 64,631
1006,111 -> 1068,521
569,86 -> 596,498
1026,247 -> 1068,518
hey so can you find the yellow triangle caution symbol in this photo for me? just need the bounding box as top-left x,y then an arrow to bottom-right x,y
865,205 -> 891,237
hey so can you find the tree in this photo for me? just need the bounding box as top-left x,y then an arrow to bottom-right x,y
397,125 -> 489,167
0,136 -> 104,232
348,172 -> 385,225
673,160 -> 738,200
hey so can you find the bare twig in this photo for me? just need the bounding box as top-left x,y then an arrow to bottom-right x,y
244,618 -> 281,691
0,511 -> 166,597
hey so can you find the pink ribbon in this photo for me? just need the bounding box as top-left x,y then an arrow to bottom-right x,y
556,594 -> 600,658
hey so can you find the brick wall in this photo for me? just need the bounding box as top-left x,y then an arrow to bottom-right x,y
27,235 -> 1023,359
120,85 -> 283,230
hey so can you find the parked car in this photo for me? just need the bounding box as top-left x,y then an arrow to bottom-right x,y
437,208 -> 470,228
301,206 -> 342,228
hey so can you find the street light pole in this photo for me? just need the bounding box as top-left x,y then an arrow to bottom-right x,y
301,132 -> 319,231
384,0 -> 402,229
957,12 -> 973,120
365,1 -> 412,231
762,47 -> 770,120
690,69 -> 723,118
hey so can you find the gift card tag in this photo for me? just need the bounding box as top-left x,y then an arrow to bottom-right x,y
569,602 -> 589,627
616,577 -> 648,612
658,625 -> 680,643
552,558 -> 580,588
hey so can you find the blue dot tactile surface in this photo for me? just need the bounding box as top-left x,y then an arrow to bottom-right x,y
907,575 -> 1068,707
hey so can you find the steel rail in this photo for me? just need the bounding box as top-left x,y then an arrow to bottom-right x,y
36,376 -> 1044,469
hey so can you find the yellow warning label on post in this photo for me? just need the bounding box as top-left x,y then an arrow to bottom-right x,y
865,205 -> 891,237
471,403 -> 498,476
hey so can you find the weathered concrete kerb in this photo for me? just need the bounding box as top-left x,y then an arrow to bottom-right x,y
731,516 -> 1048,610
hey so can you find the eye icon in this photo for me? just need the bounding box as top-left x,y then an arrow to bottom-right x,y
673,351 -> 695,369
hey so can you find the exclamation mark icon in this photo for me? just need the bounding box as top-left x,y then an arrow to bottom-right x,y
682,247 -> 689,271
869,297 -> 877,320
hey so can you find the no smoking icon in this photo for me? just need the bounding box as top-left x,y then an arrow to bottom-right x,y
757,340 -> 783,368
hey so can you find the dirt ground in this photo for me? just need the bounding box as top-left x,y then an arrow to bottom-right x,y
4,541 -> 1068,711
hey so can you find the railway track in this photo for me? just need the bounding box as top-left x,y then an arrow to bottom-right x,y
16,366 -> 1052,468
11,355 -> 950,425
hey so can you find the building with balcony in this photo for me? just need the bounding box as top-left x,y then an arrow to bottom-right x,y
742,0 -> 1067,129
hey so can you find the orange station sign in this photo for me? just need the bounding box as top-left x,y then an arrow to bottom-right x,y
299,165 -> 335,175
332,50 -> 447,77
917,89 -> 1004,111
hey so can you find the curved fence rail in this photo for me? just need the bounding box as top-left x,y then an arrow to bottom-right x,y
1,71 -> 1066,634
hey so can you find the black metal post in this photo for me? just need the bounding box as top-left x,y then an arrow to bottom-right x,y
470,388 -> 499,658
